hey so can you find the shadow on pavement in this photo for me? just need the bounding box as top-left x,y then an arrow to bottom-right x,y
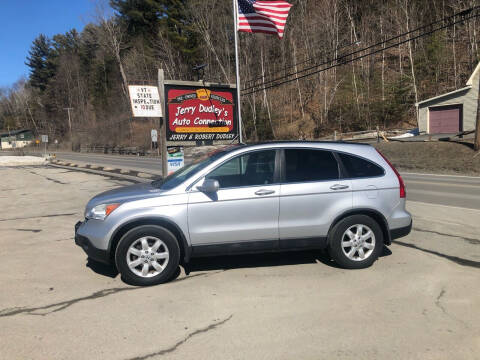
86,258 -> 119,278
85,246 -> 393,279
186,246 -> 392,273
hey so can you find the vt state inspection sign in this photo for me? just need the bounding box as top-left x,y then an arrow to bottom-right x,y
128,85 -> 162,117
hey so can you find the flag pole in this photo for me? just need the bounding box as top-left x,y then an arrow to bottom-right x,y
233,0 -> 243,143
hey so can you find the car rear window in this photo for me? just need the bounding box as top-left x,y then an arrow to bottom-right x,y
285,149 -> 339,182
338,152 -> 384,178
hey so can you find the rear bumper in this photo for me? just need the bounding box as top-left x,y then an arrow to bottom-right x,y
75,221 -> 110,264
390,220 -> 412,241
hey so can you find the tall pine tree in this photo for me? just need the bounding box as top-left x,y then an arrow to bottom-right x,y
25,34 -> 56,91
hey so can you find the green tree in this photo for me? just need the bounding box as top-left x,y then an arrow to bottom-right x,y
161,0 -> 201,66
110,0 -> 163,39
110,0 -> 200,66
25,34 -> 56,91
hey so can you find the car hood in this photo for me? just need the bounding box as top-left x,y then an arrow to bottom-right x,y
86,182 -> 166,211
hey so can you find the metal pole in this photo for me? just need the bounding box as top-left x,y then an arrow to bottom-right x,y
233,0 -> 243,143
158,69 -> 168,178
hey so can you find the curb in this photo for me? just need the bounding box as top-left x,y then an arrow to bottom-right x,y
48,160 -> 160,183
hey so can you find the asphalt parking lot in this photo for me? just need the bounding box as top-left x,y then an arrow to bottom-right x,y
0,166 -> 479,360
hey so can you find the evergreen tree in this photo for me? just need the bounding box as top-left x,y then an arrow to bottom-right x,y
25,34 -> 56,91
110,0 -> 163,39
160,0 -> 201,66
110,0 -> 200,66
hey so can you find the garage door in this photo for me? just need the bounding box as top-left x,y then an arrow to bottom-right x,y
429,105 -> 462,134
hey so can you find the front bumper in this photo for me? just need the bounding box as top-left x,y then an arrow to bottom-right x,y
75,221 -> 110,264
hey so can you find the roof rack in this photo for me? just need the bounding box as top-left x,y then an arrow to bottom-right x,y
244,140 -> 372,146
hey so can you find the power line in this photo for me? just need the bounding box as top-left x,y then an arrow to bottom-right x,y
243,6 -> 477,92
241,6 -> 479,95
243,39 -> 361,86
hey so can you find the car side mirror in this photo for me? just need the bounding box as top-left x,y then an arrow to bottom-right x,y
197,178 -> 220,193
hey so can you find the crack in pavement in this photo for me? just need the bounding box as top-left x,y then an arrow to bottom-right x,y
0,271 -> 224,318
16,228 -> 42,233
28,170 -> 69,185
125,315 -> 233,360
435,288 -> 446,314
0,287 -> 136,317
0,213 -> 77,222
394,241 -> 480,269
413,227 -> 480,245
433,287 -> 470,329
54,237 -> 74,242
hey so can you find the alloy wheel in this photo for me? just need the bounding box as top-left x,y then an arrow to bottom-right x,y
126,236 -> 170,277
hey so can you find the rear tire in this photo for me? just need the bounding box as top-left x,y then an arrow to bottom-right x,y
115,225 -> 180,286
328,215 -> 383,269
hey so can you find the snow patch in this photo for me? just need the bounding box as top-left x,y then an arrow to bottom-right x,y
0,156 -> 48,166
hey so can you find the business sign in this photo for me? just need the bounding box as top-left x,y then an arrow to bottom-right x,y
165,85 -> 238,142
41,135 -> 48,143
167,146 -> 184,175
128,85 -> 162,117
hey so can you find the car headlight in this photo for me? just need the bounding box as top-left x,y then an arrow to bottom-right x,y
86,203 -> 120,220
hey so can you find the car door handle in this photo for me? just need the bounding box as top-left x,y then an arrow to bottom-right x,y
330,184 -> 349,190
255,189 -> 275,196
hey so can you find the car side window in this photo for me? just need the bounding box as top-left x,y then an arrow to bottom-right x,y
284,149 -> 339,182
206,150 -> 276,188
338,153 -> 384,178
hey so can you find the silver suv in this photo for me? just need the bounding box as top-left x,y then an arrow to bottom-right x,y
75,142 -> 412,286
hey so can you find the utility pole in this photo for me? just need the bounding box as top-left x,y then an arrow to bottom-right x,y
64,107 -> 74,140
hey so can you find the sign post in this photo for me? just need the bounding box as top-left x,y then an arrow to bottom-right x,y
41,135 -> 48,156
128,83 -> 165,175
158,70 -> 168,178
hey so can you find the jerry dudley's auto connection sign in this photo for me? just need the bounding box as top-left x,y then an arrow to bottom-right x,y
165,85 -> 238,142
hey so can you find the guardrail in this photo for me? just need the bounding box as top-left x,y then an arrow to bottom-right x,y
79,144 -> 147,156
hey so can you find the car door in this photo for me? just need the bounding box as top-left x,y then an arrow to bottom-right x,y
278,148 -> 352,248
188,149 -> 280,254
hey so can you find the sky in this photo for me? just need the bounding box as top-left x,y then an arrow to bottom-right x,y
0,0 -> 97,88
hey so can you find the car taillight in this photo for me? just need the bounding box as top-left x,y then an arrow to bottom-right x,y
376,149 -> 406,198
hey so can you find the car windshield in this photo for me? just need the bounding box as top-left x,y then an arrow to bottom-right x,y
151,145 -> 241,190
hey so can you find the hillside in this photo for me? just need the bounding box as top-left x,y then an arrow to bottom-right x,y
1,0 -> 479,147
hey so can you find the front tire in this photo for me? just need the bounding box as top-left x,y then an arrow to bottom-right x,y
328,215 -> 383,269
115,225 -> 180,286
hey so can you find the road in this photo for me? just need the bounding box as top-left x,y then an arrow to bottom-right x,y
51,150 -> 480,210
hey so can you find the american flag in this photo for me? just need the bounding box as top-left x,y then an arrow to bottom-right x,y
237,0 -> 293,39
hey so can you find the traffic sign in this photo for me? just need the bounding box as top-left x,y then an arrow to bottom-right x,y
41,135 -> 48,143
151,129 -> 158,142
